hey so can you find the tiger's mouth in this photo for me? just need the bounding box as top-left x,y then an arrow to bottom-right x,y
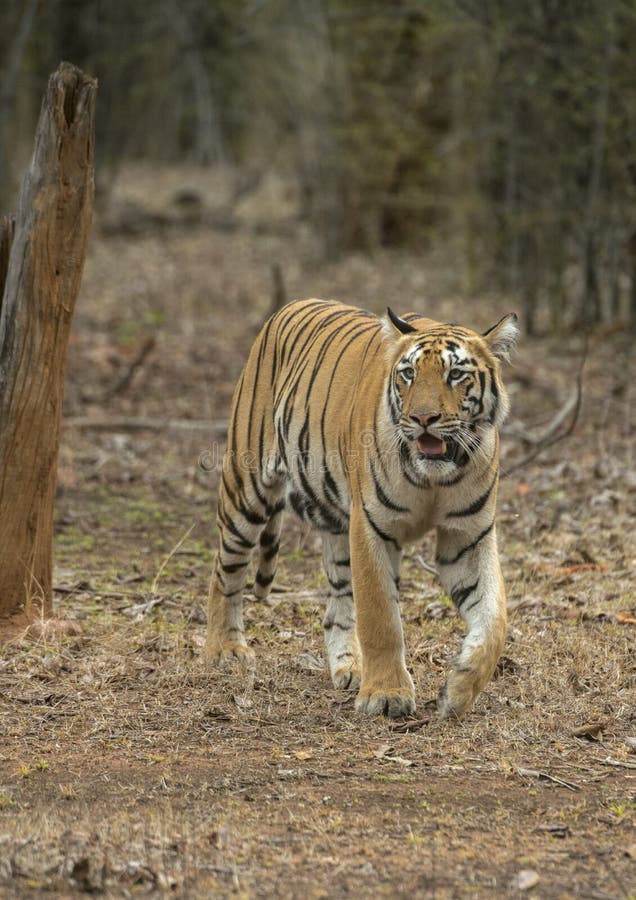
416,433 -> 462,463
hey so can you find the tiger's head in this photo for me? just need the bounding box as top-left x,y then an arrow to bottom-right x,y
384,308 -> 519,479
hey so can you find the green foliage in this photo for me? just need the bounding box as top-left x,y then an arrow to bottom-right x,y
1,0 -> 636,328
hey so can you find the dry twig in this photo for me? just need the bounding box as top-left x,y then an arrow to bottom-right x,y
103,336 -> 156,400
65,416 -> 228,434
503,339 -> 587,476
594,756 -> 636,770
517,766 -> 581,791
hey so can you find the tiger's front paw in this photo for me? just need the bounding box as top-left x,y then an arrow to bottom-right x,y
355,687 -> 416,719
204,640 -> 255,672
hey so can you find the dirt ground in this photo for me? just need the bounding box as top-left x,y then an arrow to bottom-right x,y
1,165 -> 635,898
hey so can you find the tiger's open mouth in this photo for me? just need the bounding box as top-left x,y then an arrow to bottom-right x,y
416,433 -> 461,463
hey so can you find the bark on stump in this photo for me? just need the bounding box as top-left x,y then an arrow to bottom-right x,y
0,62 -> 96,623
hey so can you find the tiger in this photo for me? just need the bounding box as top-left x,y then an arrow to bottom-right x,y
205,299 -> 519,719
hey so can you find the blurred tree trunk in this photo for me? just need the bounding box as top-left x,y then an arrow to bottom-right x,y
0,63 -> 95,621
290,0 -> 347,257
170,0 -> 224,165
0,0 -> 39,212
629,229 -> 636,329
580,8 -> 612,325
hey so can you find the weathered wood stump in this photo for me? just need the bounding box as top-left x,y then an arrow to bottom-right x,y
0,62 -> 96,623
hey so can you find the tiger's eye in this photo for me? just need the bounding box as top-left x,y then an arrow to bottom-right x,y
402,365 -> 415,381
448,368 -> 463,381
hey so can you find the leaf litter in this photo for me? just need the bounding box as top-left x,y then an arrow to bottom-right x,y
1,166 -> 635,896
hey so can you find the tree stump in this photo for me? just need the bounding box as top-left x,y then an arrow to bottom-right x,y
0,62 -> 96,623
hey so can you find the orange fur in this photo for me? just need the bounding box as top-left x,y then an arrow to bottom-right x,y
206,300 -> 518,719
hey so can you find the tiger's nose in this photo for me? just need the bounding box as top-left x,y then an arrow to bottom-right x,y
411,411 -> 441,429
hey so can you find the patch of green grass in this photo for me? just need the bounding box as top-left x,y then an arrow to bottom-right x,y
144,310 -> 165,327
121,498 -> 165,526
281,549 -> 307,563
545,489 -> 567,501
607,799 -> 635,817
116,319 -> 143,345
56,527 -> 96,552
0,792 -> 15,809
306,570 -> 327,590
185,539 -> 214,564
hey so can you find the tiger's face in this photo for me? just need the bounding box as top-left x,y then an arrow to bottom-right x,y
385,310 -> 518,479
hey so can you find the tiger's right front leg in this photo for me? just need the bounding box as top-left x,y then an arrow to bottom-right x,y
349,503 -> 415,719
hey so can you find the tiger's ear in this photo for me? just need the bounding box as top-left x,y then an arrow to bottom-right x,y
386,307 -> 417,335
482,313 -> 519,362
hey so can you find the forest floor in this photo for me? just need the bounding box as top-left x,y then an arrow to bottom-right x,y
0,165 -> 634,899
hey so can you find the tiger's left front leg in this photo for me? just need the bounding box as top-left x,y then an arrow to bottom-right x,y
350,503 -> 415,719
435,524 -> 507,719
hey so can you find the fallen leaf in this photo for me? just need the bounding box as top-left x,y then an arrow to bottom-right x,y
515,483 -> 531,495
625,844 -> 636,860
373,744 -> 415,766
555,606 -> 582,620
615,610 -> 636,625
572,722 -> 604,741
293,750 -> 313,760
389,755 -> 415,767
373,744 -> 392,759
510,869 -> 540,891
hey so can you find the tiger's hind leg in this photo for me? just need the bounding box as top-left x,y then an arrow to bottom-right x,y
205,522 -> 257,670
205,480 -> 282,670
253,501 -> 284,602
321,533 -> 361,691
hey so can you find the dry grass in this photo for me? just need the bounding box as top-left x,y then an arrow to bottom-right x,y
1,164 -> 635,898
2,574 -> 634,896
